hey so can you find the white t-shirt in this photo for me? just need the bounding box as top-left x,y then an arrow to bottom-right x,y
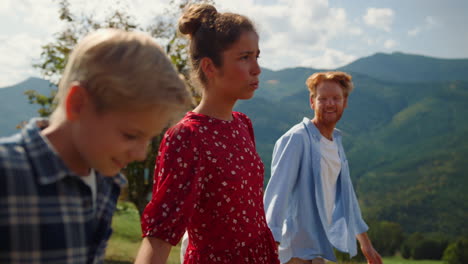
40,129 -> 97,212
80,169 -> 97,212
319,136 -> 341,226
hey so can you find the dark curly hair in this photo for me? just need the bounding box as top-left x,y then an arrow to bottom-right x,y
178,4 -> 257,86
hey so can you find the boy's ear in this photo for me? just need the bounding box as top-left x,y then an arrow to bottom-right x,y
65,84 -> 89,121
200,57 -> 217,79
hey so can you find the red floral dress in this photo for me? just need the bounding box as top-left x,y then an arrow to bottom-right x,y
141,111 -> 279,263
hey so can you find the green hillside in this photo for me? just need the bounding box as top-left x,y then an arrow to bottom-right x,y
338,52 -> 468,83
236,53 -> 468,237
350,81 -> 468,235
257,67 -> 323,100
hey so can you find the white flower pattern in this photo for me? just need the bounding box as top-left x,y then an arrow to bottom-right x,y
141,112 -> 278,263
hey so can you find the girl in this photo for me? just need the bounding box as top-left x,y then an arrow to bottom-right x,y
135,4 -> 279,264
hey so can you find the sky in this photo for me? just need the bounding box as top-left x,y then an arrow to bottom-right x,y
0,0 -> 467,87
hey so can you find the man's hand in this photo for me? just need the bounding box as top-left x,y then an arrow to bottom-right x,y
361,243 -> 382,264
357,232 -> 383,264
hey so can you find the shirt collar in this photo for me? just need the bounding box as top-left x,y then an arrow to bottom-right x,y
21,118 -> 72,185
21,118 -> 127,187
112,173 -> 127,187
302,117 -> 342,142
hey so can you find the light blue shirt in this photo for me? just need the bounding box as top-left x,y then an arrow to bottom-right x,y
264,117 -> 368,263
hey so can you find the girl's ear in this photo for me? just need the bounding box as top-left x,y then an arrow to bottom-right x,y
200,57 -> 217,80
65,84 -> 89,121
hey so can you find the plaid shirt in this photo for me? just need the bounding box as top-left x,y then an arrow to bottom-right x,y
0,118 -> 126,264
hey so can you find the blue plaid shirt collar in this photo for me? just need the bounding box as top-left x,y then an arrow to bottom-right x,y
22,118 -> 127,187
1,118 -> 128,263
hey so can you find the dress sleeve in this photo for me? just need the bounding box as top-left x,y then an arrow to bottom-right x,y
235,112 -> 256,147
141,123 -> 203,245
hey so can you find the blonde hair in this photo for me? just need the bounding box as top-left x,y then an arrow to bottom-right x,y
178,4 -> 256,88
51,28 -> 192,122
306,71 -> 354,98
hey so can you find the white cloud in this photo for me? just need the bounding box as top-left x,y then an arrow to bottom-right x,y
408,16 -> 438,37
425,16 -> 437,27
300,49 -> 357,69
0,0 -> 69,87
22,1 -> 61,31
363,36 -> 377,46
0,0 -> 12,13
0,0 -> 61,35
349,27 -> 364,36
0,0 -> 172,88
0,34 -> 42,87
216,0 -> 360,69
408,27 -> 421,36
65,0 -> 168,26
363,8 -> 394,32
2,0 -> 415,86
384,39 -> 398,49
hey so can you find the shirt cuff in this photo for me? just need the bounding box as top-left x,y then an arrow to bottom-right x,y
356,220 -> 369,235
269,227 -> 283,244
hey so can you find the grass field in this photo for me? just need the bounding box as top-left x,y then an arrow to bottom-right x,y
379,257 -> 442,264
104,202 -> 181,264
104,202 -> 443,264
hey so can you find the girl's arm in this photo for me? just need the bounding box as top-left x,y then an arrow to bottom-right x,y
135,237 -> 172,264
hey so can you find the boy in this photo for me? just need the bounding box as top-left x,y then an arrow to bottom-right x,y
0,29 -> 191,263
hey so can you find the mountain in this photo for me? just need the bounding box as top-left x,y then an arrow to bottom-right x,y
257,67 -> 324,100
235,52 -> 468,237
257,52 -> 468,101
0,77 -> 53,137
338,52 -> 468,83
343,79 -> 468,236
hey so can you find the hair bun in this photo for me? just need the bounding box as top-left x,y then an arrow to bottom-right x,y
178,4 -> 218,36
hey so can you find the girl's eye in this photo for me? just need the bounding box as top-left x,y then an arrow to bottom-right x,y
123,133 -> 137,140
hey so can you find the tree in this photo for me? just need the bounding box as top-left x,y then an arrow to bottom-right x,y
413,238 -> 445,260
443,238 -> 468,264
367,221 -> 404,256
401,232 -> 424,259
29,0 -> 210,215
401,232 -> 448,260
